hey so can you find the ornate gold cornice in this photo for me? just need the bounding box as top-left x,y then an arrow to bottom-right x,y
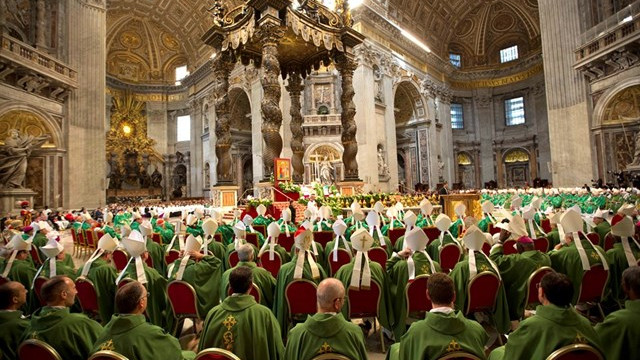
448,63 -> 544,89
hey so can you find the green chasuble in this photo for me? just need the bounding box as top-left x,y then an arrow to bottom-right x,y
284,313 -> 368,360
168,255 -> 222,317
381,219 -> 404,236
312,220 -> 332,232
253,215 -> 273,227
77,258 -> 118,324
449,219 -> 463,239
205,238 -> 227,262
220,261 -> 276,309
592,221 -> 610,244
93,314 -> 195,360
345,222 -> 369,241
0,310 -> 29,360
389,310 -> 488,360
605,242 -> 640,301
549,238 -> 608,304
216,225 -> 235,245
415,214 -> 435,228
490,247 -> 551,320
61,253 -> 74,269
223,242 -> 259,270
488,304 -> 603,360
153,225 -> 173,244
121,262 -> 172,332
273,258 -> 328,338
334,260 -> 393,330
0,258 -> 36,312
32,232 -> 47,247
22,306 -> 102,360
130,221 -> 141,231
477,215 -> 497,233
185,225 -> 204,238
41,258 -> 77,279
198,295 -> 284,360
386,253 -> 442,339
102,225 -> 121,240
545,228 -> 561,250
595,300 -> 640,360
450,253 -> 510,334
146,238 -> 166,275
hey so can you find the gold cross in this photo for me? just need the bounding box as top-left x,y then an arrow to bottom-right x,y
223,315 -> 237,330
575,332 -> 587,344
590,251 -> 599,261
446,339 -> 461,352
420,264 -> 431,274
30,331 -> 39,340
319,342 -> 333,354
99,339 -> 114,351
479,264 -> 490,272
360,236 -> 368,249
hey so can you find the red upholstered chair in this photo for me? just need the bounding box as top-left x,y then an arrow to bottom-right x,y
95,230 -> 105,240
481,242 -> 491,256
259,251 -> 283,278
29,246 -> 42,267
76,277 -> 100,319
437,352 -> 483,360
541,218 -> 552,234
84,229 -> 97,253
214,233 -> 223,243
117,277 -> 134,288
226,283 -> 261,303
577,264 -> 609,319
313,231 -> 334,247
18,339 -> 62,360
144,254 -> 153,268
253,225 -> 267,237
534,237 -> 549,253
488,223 -> 502,236
151,233 -> 163,245
245,233 -> 260,248
603,233 -> 615,251
310,354 -> 352,360
439,243 -> 462,273
422,227 -> 441,244
34,276 -> 49,306
194,348 -> 241,360
387,228 -> 405,247
502,240 -> 518,255
465,271 -> 501,316
278,233 -> 295,252
112,249 -> 129,271
285,279 -> 318,330
524,267 -> 554,313
88,350 -> 130,360
585,232 -> 600,246
405,275 -> 432,323
70,228 -> 79,256
368,247 -> 388,270
0,275 -> 9,286
167,280 -> 200,336
327,248 -> 352,276
165,250 -> 181,266
228,251 -> 240,268
546,344 -> 604,360
77,229 -> 87,256
348,280 -> 385,352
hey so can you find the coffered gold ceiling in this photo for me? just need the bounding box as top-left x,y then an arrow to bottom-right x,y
384,0 -> 540,67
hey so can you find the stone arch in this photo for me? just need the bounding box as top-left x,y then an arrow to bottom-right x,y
0,105 -> 63,149
503,147 -> 531,187
456,151 -> 476,189
393,80 -> 426,190
303,142 -> 344,183
593,79 -> 640,128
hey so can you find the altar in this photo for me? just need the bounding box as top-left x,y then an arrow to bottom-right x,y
441,193 -> 481,221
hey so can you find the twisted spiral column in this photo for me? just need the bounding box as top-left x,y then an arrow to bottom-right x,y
286,72 -> 305,183
212,52 -> 235,184
336,54 -> 360,181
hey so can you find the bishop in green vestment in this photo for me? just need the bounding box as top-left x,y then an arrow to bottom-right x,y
595,266 -> 640,360
22,276 -> 103,360
168,249 -> 223,317
591,209 -> 611,244
284,278 -> 368,360
388,273 -> 488,360
0,281 -> 29,360
199,266 -> 284,360
604,214 -> 640,301
220,244 -> 276,308
490,236 -> 551,321
489,272 -> 603,360
93,281 -> 195,360
77,256 -> 118,323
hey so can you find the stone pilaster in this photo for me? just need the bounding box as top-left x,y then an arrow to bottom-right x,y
66,0 -> 106,208
539,0 -> 593,186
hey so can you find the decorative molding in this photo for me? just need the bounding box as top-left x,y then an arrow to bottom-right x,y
449,62 -> 544,89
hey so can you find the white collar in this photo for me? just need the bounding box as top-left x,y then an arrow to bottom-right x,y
430,306 -> 454,314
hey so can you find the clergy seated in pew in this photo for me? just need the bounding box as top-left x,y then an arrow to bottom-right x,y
595,266 -> 640,360
0,281 -> 29,360
284,278 -> 368,360
603,215 -> 640,303
21,276 -> 103,360
488,272 -> 604,360
92,281 -> 196,360
198,266 -> 284,360
220,244 -> 276,308
386,272 -> 488,360
0,234 -> 37,312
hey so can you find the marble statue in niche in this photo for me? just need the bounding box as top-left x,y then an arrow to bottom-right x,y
0,129 -> 49,188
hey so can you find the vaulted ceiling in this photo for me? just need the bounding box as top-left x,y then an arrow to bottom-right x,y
104,0 -> 540,84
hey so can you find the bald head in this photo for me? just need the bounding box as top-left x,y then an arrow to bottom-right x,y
237,244 -> 254,262
0,281 -> 27,310
317,278 -> 345,313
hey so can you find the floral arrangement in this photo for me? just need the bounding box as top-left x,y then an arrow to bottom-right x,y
247,198 -> 273,208
278,181 -> 301,193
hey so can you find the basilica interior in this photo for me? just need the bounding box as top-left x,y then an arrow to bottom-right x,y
1,0 -> 639,211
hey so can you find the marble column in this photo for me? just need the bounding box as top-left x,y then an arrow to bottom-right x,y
473,93 -> 496,184
438,88 -> 454,184
496,148 -> 504,188
539,0 -> 593,186
189,98 -> 204,196
336,53 -> 361,181
258,24 -> 284,180
66,0 -> 106,208
286,72 -> 304,183
212,52 -> 234,184
35,0 -> 46,48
